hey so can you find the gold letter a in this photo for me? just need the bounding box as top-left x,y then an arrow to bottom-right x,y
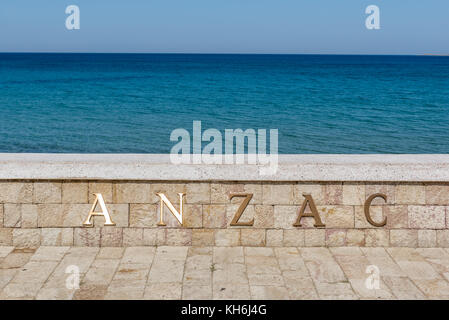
293,194 -> 325,228
83,193 -> 116,227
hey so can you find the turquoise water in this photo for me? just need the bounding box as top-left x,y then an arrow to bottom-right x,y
0,53 -> 448,153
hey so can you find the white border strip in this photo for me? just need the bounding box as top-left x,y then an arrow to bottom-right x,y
0,154 -> 448,182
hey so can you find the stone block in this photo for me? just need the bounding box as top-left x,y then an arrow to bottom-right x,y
74,228 -> 101,246
129,204 -> 158,228
38,204 -> 86,227
123,228 -> 144,246
192,229 -> 215,246
395,184 -> 425,204
294,183 -> 325,205
318,205 -> 354,228
33,182 -> 61,203
143,229 -> 166,246
40,228 -> 73,246
304,229 -> 325,246
4,204 -> 38,228
101,228 -> 123,247
342,183 -> 365,205
13,229 -> 40,248
240,229 -> 265,246
113,183 -> 152,203
22,204 -> 38,228
89,182 -> 113,203
262,183 -> 295,205
203,205 -> 227,228
408,206 -> 445,229
324,183 -> 343,205
418,230 -> 437,248
183,204 -> 202,228
326,229 -> 346,246
365,229 -> 389,247
0,182 -> 33,204
215,229 -> 240,246
436,230 -> 449,248
3,204 -> 21,227
390,230 -> 418,247
346,229 -> 365,246
266,229 -> 283,247
0,228 -> 13,245
425,184 -> 449,205
186,183 -> 210,204
62,182 -> 88,203
273,205 -> 297,229
166,229 -> 192,246
254,205 -> 274,228
283,229 -> 305,246
385,205 -> 408,229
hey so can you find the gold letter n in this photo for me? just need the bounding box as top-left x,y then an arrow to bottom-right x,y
293,193 -> 325,228
157,193 -> 185,226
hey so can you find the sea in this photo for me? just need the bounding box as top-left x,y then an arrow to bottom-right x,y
0,53 -> 448,153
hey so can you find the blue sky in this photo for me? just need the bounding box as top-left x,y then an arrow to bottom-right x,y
0,0 -> 448,54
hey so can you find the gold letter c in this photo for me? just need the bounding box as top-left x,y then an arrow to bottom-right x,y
364,193 -> 387,227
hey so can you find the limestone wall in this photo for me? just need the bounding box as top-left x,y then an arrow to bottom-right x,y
0,180 -> 448,248
0,154 -> 448,248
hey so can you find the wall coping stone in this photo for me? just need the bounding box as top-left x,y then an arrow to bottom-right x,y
0,154 -> 448,182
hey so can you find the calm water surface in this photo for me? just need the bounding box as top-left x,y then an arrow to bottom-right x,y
0,53 -> 448,153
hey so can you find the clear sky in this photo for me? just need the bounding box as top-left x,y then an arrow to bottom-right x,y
0,0 -> 448,54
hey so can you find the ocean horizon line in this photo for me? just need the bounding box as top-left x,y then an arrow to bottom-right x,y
1,52 -> 448,57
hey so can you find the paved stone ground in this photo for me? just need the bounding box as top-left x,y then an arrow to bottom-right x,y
1,246 -> 449,300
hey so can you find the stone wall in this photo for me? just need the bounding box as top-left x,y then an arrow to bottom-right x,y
1,180 -> 448,248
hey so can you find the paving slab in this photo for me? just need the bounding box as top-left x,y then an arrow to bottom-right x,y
0,246 -> 448,300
